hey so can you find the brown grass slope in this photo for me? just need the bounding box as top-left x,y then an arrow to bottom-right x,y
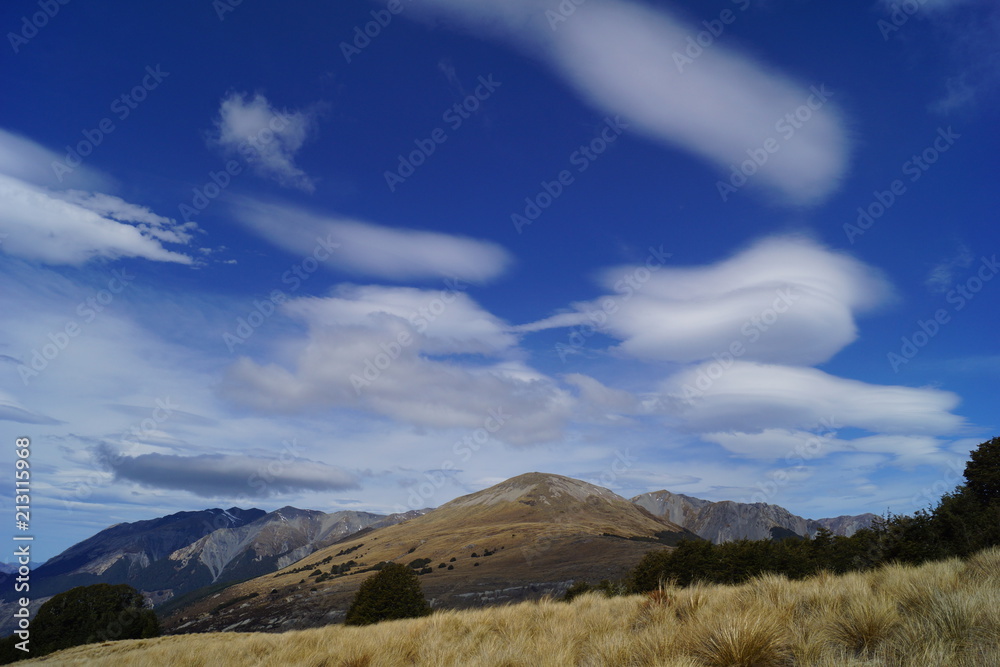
161,472 -> 695,634
26,547 -> 1000,666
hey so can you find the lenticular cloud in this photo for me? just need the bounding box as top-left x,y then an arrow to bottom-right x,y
402,0 -> 851,204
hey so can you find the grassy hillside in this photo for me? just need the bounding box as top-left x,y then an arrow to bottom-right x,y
160,473 -> 697,633
22,547 -> 1000,666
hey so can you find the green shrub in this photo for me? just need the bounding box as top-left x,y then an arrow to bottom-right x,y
344,562 -> 431,626
0,584 -> 159,662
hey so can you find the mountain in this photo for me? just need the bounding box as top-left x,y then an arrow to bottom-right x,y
23,507 -> 266,598
162,472 -> 700,634
631,490 -> 876,544
2,506 -> 419,611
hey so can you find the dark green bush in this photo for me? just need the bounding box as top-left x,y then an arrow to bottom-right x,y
344,562 -> 431,626
0,584 -> 159,663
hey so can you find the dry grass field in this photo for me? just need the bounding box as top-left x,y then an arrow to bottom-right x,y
22,547 -> 1000,666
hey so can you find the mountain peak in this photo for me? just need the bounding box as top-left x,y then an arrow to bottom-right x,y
443,472 -> 621,511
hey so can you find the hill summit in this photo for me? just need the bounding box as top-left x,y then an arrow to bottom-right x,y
163,472 -> 698,634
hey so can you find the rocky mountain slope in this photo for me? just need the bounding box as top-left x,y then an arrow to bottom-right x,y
21,507 -> 266,599
162,473 -> 699,634
631,489 -> 876,543
1,506 -> 419,612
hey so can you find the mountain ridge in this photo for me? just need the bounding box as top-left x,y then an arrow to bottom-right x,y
631,489 -> 876,543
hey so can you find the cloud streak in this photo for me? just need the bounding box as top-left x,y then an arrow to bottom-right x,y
401,0 -> 851,204
661,361 -> 964,436
229,197 -> 512,283
97,445 -> 360,498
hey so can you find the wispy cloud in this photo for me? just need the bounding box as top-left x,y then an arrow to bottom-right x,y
703,429 -> 954,467
0,390 -> 62,425
926,243 -> 973,292
0,131 -> 198,265
210,92 -> 319,191
229,197 -> 512,283
219,287 -> 572,445
401,0 -> 851,204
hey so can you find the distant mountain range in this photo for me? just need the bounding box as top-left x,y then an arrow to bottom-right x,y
631,489 -> 876,544
0,474 -> 876,637
0,506 -> 422,636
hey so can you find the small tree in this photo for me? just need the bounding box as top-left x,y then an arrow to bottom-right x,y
30,584 -> 159,657
344,562 -> 430,626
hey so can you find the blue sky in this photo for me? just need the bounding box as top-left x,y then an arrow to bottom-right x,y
1,0 -> 997,562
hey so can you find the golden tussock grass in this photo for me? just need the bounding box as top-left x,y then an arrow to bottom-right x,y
21,547 -> 1000,666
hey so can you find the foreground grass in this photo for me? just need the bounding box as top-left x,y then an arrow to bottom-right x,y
23,547 -> 1000,666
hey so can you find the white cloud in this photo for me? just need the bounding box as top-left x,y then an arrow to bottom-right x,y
0,131 -> 197,266
284,284 -> 518,355
702,429 -> 952,467
218,289 -> 573,445
0,128 -> 112,191
211,92 -> 318,191
563,373 -> 645,419
521,236 -> 891,365
661,361 -> 964,435
229,197 -> 512,283
0,390 -> 61,425
402,0 -> 850,204
0,174 -> 196,265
